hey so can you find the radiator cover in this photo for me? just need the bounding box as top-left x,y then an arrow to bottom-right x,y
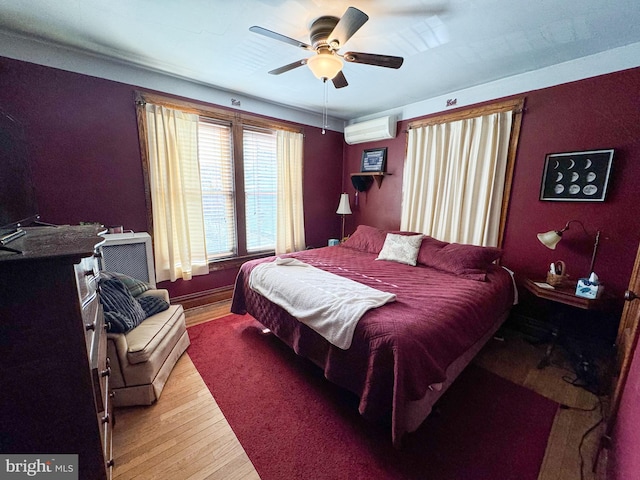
99,232 -> 156,288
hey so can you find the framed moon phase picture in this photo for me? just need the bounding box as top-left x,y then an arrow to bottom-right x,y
540,149 -> 614,201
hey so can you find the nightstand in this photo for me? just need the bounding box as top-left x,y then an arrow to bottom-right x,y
522,278 -> 611,373
523,278 -> 603,311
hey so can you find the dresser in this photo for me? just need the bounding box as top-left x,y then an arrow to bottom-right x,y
0,225 -> 113,480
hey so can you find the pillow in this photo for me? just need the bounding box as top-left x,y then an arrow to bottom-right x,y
376,233 -> 424,266
137,295 -> 170,317
416,235 -> 449,265
341,225 -> 388,254
99,278 -> 147,333
418,238 -> 502,281
100,271 -> 151,297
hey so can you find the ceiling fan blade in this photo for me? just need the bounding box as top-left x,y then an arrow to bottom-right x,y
328,7 -> 369,49
343,52 -> 404,69
332,71 -> 348,89
376,5 -> 448,17
268,59 -> 307,75
249,26 -> 312,51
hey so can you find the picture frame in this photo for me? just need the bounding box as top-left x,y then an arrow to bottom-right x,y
539,149 -> 614,202
360,147 -> 387,173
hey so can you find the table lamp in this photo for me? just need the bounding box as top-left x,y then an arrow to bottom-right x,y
336,193 -> 352,242
536,219 -> 601,275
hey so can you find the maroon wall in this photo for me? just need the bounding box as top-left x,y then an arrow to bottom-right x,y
344,67 -> 640,305
0,56 -> 344,297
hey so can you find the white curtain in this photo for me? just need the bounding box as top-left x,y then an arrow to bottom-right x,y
275,130 -> 306,254
145,104 -> 209,282
401,111 -> 513,246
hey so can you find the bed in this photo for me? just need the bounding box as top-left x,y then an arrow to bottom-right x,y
231,225 -> 515,447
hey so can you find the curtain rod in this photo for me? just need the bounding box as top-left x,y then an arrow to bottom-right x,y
406,105 -> 526,131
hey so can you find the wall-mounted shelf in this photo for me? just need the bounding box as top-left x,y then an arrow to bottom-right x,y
350,172 -> 391,189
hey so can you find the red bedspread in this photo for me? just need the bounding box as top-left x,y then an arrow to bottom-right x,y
231,245 -> 514,445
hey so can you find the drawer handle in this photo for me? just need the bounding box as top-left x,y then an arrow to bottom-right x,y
85,321 -> 96,331
106,459 -> 115,468
93,249 -> 103,259
109,391 -> 116,399
101,366 -> 111,378
101,413 -> 110,424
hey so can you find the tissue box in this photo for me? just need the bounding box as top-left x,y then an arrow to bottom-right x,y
575,279 -> 603,299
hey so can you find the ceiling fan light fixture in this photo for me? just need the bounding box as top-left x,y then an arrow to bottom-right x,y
307,52 -> 343,80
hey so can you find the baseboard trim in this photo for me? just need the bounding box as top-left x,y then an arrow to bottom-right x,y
172,286 -> 233,311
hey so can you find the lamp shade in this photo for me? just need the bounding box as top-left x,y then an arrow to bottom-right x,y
307,52 -> 343,80
537,230 -> 562,249
336,193 -> 352,215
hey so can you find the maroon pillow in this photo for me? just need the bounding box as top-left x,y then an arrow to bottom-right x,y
390,230 -> 422,236
341,225 -> 388,254
417,236 -> 502,281
416,235 -> 449,265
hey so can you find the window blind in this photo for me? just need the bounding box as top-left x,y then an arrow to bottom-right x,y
243,128 -> 277,252
198,118 -> 236,259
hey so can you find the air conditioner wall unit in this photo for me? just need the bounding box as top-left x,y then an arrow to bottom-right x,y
344,115 -> 397,145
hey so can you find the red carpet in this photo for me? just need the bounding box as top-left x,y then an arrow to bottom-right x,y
188,314 -> 558,480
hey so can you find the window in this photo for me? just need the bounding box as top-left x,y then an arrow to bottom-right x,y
198,121 -> 278,259
198,119 -> 235,259
136,92 -> 303,273
242,128 -> 277,253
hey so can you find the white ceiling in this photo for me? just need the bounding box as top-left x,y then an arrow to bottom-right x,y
1,0 -> 639,121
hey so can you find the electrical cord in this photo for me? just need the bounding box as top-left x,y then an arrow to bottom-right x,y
522,330 -> 606,478
559,393 -> 604,480
578,396 -> 604,480
557,375 -> 605,480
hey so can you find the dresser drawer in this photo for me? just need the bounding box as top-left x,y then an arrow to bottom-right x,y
97,371 -> 114,479
83,295 -> 101,357
90,304 -> 109,413
75,255 -> 99,306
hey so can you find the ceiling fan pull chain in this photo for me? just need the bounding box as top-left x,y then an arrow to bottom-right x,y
322,79 -> 329,134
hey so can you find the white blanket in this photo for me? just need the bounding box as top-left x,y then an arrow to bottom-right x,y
249,257 -> 396,349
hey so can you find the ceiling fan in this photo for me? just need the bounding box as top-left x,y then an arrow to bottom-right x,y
250,6 -> 404,89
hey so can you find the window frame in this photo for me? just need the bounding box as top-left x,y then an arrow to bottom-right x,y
135,91 -> 303,270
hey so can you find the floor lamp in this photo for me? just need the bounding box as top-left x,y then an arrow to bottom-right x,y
336,193 -> 352,242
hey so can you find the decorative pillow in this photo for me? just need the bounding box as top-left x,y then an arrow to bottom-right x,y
341,224 -> 388,254
100,271 -> 151,297
418,238 -> 502,281
137,295 -> 170,317
99,278 -> 147,333
376,233 -> 424,266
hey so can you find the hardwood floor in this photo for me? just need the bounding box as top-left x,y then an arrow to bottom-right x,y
183,299 -> 233,328
112,303 -> 609,480
475,328 -> 608,480
111,349 -> 259,480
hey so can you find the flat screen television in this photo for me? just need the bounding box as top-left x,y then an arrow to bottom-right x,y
0,109 -> 39,238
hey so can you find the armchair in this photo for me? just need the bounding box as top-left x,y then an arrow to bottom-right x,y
106,289 -> 190,406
